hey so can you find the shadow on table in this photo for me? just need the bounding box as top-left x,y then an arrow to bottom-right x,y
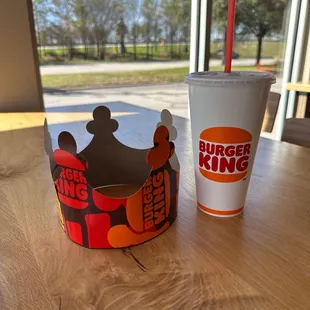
0,101 -> 191,177
46,101 -> 152,151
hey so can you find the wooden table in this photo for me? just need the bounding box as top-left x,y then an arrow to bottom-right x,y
1,102 -> 310,310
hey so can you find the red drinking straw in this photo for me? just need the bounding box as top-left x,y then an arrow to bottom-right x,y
225,0 -> 237,73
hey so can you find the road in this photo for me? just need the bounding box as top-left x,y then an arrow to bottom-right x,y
44,80 -> 282,119
40,58 -> 276,76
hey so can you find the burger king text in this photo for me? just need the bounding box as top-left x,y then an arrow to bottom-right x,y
143,171 -> 166,230
55,167 -> 88,201
199,141 -> 251,174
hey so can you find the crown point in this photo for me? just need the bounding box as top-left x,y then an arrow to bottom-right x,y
158,110 -> 177,141
161,109 -> 173,124
147,126 -> 173,169
87,106 -> 119,135
58,131 -> 77,154
93,106 -> 111,119
154,126 -> 169,143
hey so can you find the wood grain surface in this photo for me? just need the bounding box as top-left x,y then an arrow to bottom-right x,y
1,102 -> 310,310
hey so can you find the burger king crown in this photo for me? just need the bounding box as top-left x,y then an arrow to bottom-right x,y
44,106 -> 180,249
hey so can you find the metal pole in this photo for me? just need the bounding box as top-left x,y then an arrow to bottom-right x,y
296,14 -> 310,117
189,0 -> 200,119
302,28 -> 310,82
274,0 -> 301,141
204,0 -> 213,71
198,0 -> 207,71
286,0 -> 309,118
190,0 -> 200,73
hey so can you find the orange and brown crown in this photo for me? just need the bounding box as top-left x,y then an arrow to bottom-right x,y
44,106 -> 180,249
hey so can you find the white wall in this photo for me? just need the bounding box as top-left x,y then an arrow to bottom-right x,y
0,0 -> 43,112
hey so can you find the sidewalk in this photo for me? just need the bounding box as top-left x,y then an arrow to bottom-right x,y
40,58 -> 276,76
44,80 -> 282,119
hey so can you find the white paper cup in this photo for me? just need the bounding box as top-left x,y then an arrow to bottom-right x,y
185,71 -> 276,217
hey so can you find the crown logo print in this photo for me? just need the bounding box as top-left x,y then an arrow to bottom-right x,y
44,106 -> 180,249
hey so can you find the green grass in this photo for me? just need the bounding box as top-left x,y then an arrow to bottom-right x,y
39,41 -> 284,65
39,44 -> 190,64
42,65 -> 264,89
211,41 -> 284,59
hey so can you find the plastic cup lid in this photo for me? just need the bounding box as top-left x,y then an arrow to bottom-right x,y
185,71 -> 276,86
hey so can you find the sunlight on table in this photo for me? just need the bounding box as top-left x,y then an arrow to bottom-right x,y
0,112 -> 138,132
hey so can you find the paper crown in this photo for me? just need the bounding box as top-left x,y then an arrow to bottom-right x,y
44,106 -> 180,249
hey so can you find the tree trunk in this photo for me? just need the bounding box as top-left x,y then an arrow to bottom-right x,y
256,36 -> 263,66
82,32 -> 88,60
120,34 -> 126,54
67,36 -> 73,61
170,30 -> 173,58
96,42 -> 100,59
85,44 -> 88,60
154,22 -> 158,53
184,37 -> 189,53
146,26 -> 150,60
37,33 -> 42,59
165,26 -> 169,52
41,32 -> 45,57
100,43 -> 105,60
133,28 -> 137,60
38,39 -> 42,59
133,37 -> 137,60
37,21 -> 42,59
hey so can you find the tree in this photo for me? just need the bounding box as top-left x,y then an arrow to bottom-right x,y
74,0 -> 90,59
213,0 -> 243,63
238,0 -> 288,65
32,0 -> 50,57
142,0 -> 162,59
213,0 -> 288,65
151,0 -> 161,54
179,0 -> 191,53
125,0 -> 141,60
50,0 -> 75,60
48,24 -> 68,57
87,0 -> 118,60
117,17 -> 128,54
142,0 -> 154,59
161,0 -> 181,57
130,23 -> 140,60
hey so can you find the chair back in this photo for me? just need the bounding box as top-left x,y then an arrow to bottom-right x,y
262,92 -> 281,133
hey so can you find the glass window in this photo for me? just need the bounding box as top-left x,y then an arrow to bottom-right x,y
33,0 -> 191,121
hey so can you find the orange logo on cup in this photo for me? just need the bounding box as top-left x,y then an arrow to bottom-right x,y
199,127 -> 252,183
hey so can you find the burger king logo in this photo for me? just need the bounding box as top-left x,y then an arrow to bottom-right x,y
199,127 -> 252,183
